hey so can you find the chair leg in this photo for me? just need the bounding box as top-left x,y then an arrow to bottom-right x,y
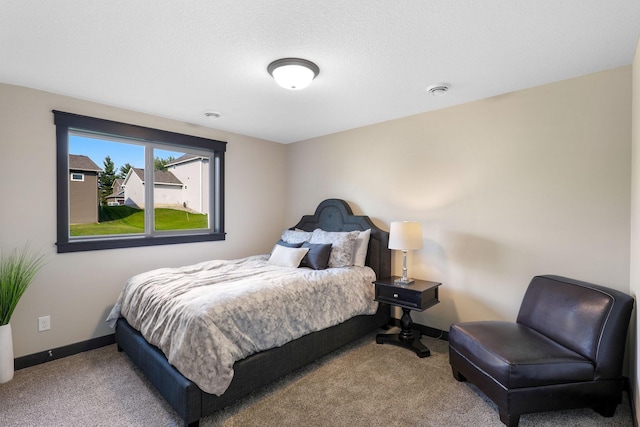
499,409 -> 520,427
593,403 -> 617,417
451,367 -> 467,382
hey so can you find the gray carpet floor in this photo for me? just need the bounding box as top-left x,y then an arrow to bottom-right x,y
0,332 -> 633,426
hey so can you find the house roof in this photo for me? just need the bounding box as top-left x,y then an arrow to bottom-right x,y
166,154 -> 206,167
105,192 -> 124,200
106,179 -> 124,199
130,168 -> 183,185
69,154 -> 102,172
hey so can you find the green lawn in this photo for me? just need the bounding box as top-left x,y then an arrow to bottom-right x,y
70,206 -> 208,236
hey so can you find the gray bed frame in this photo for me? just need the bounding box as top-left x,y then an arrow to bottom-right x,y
115,199 -> 391,426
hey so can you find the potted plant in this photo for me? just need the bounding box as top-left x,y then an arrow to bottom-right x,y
0,246 -> 45,383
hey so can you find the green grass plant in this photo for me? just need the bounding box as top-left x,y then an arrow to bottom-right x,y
154,208 -> 208,230
0,246 -> 46,325
71,206 -> 208,236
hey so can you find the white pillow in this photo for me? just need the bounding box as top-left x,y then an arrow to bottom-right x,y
268,245 -> 310,268
280,229 -> 313,244
352,229 -> 371,267
309,229 -> 359,268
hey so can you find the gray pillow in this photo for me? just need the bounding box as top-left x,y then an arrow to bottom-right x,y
300,242 -> 332,270
276,239 -> 303,248
309,229 -> 359,268
280,229 -> 313,244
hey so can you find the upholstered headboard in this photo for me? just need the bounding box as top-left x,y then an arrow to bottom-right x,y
291,199 -> 391,280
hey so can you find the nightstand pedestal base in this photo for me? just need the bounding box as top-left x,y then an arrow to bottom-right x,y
376,308 -> 431,358
374,277 -> 441,358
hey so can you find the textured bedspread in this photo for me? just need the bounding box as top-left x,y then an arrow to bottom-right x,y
106,255 -> 377,395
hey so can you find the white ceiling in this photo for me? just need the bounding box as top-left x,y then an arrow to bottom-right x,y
2,1 -> 640,144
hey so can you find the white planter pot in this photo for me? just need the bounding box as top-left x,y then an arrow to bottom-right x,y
0,323 -> 14,383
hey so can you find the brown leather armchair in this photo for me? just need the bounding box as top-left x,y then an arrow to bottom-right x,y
449,275 -> 633,427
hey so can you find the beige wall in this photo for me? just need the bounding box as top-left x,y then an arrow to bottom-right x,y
0,83 -> 288,357
630,38 -> 640,422
0,65 -> 634,378
286,66 -> 632,332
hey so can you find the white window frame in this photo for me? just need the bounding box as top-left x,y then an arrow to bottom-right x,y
70,172 -> 84,182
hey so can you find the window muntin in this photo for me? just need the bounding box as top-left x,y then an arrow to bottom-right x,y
55,111 -> 226,253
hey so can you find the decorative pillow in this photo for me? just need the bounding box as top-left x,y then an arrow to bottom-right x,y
280,229 -> 313,244
278,239 -> 304,248
300,242 -> 332,270
268,245 -> 309,268
271,239 -> 303,254
352,229 -> 371,267
309,229 -> 359,268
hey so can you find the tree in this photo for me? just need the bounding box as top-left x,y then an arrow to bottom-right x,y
98,156 -> 117,205
118,162 -> 134,179
154,156 -> 175,171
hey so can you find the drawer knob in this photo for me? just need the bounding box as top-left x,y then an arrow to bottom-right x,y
393,293 -> 398,298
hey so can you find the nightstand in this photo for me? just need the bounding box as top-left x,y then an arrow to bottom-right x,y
374,277 -> 441,357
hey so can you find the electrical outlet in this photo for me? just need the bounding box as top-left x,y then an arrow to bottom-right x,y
38,316 -> 50,332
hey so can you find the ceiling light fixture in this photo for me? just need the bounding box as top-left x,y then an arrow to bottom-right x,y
267,58 -> 320,90
426,83 -> 450,96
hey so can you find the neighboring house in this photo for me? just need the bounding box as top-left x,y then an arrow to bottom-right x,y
122,168 -> 184,210
69,154 -> 102,224
105,178 -> 125,206
166,154 -> 210,214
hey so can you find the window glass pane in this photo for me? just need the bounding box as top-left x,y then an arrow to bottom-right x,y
68,134 -> 145,237
55,110 -> 226,252
153,148 -> 210,231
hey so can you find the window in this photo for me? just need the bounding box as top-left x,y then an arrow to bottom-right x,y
54,110 -> 226,253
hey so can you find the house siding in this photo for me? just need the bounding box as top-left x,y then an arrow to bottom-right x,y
154,183 -> 184,208
124,173 -> 144,209
168,158 -> 209,214
69,171 -> 99,223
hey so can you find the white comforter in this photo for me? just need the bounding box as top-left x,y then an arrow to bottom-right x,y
106,255 -> 377,395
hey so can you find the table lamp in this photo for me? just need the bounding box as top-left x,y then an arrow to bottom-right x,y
388,221 -> 423,285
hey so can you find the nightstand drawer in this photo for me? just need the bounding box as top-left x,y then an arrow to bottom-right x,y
374,277 -> 441,311
375,286 -> 424,309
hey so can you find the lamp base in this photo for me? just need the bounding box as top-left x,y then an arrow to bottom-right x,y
394,277 -> 415,285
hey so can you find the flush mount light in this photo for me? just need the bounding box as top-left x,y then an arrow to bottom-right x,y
426,83 -> 451,96
267,58 -> 320,90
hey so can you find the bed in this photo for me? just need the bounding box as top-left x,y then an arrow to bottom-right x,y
110,199 -> 391,427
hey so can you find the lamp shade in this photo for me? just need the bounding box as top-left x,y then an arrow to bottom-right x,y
268,58 -> 319,90
388,221 -> 423,250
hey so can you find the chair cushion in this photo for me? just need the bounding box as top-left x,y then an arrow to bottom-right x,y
517,275 -> 614,362
449,321 -> 595,388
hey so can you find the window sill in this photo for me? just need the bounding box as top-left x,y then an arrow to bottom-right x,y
56,233 -> 225,253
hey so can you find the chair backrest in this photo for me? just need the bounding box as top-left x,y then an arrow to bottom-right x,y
517,275 -> 633,379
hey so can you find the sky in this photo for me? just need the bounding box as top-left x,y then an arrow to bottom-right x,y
69,134 -> 183,173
